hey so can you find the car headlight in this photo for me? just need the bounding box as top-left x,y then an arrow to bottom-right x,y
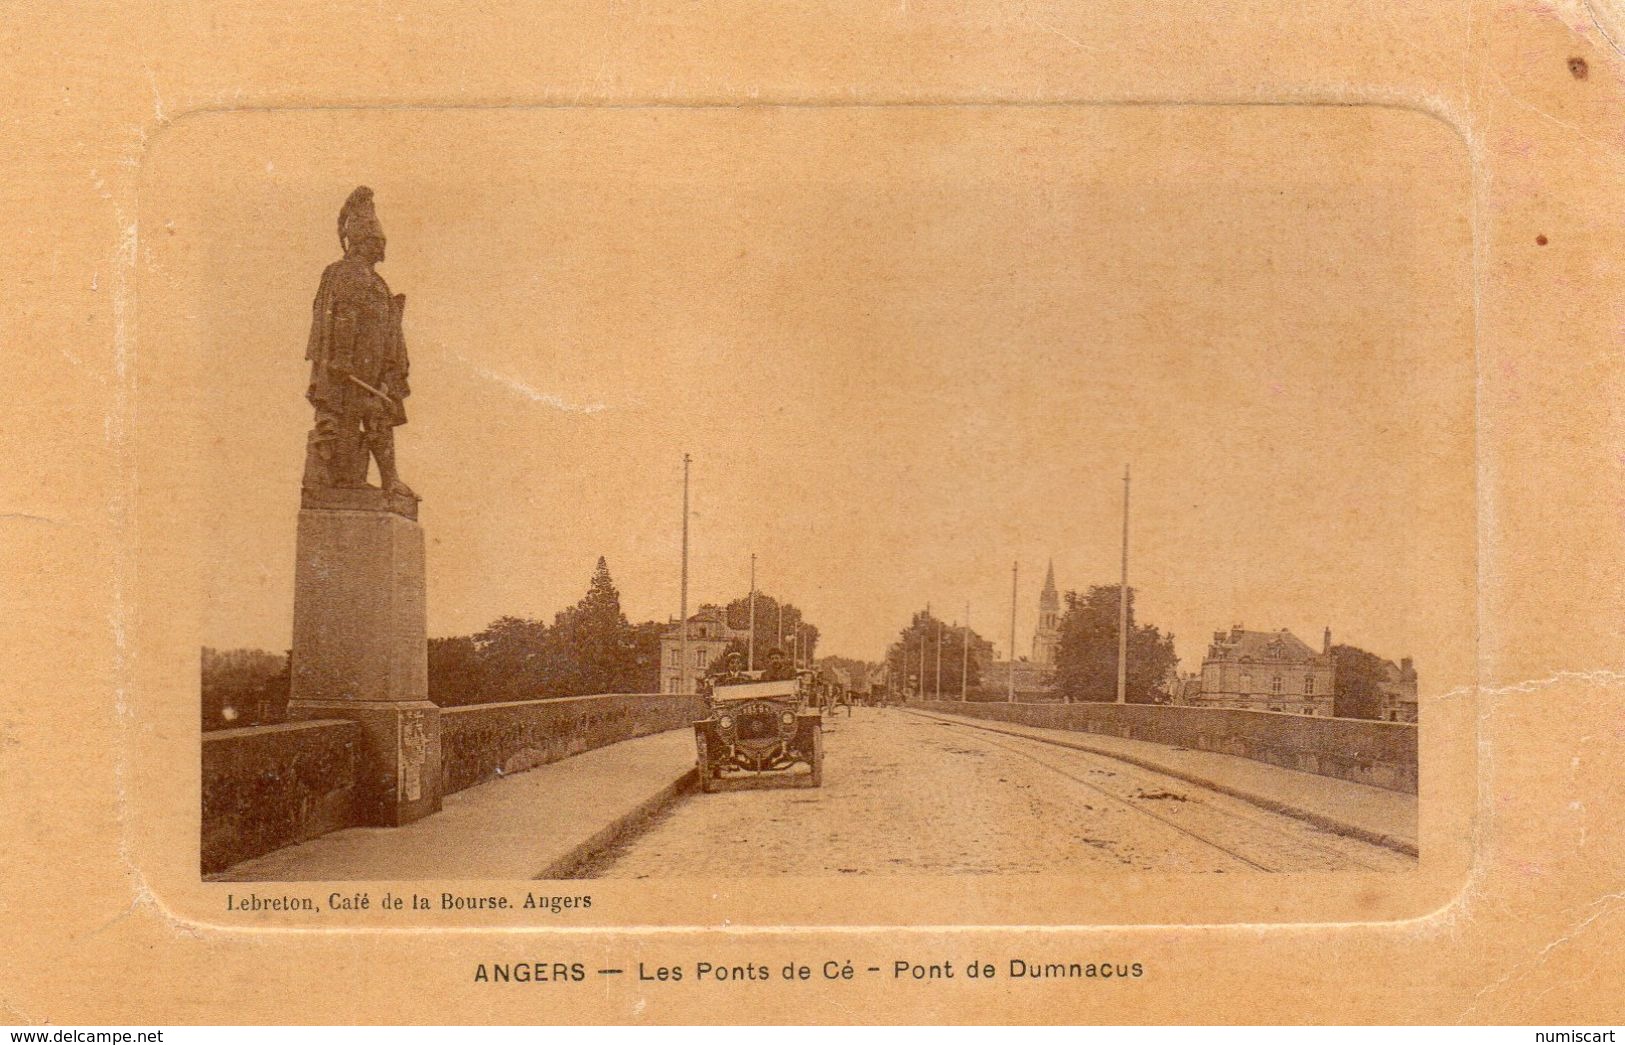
781,711 -> 796,726
718,715 -> 734,731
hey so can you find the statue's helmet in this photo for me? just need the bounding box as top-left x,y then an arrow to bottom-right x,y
338,186 -> 386,252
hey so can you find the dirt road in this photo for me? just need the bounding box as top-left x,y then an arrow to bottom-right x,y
586,707 -> 1417,876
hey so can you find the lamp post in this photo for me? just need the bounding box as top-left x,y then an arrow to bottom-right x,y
1117,464 -> 1130,705
1008,561 -> 1018,702
911,630 -> 920,702
747,553 -> 756,672
679,453 -> 691,695
961,602 -> 970,701
935,616 -> 943,701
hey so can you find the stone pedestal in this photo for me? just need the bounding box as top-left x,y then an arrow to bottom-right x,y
287,502 -> 441,826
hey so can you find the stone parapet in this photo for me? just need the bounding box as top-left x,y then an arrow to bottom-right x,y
286,699 -> 441,825
441,692 -> 705,795
910,698 -> 1418,793
201,719 -> 361,874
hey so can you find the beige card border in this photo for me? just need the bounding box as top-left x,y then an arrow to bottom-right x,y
5,0 -> 1623,1024
126,99 -> 1474,933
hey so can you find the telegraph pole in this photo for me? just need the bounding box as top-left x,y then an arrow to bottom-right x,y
961,602 -> 970,701
915,629 -> 922,700
1008,561 -> 1018,702
1117,463 -> 1130,705
935,616 -> 943,701
747,552 -> 757,671
924,602 -> 931,698
906,632 -> 913,701
912,628 -> 920,701
679,453 -> 691,695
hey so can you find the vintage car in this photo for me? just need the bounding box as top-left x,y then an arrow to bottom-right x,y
693,671 -> 823,791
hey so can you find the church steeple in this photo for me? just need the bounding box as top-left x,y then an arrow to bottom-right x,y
1032,559 -> 1061,666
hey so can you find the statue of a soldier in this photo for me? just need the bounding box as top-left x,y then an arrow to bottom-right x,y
302,186 -> 416,500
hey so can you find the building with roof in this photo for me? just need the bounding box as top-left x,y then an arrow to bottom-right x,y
1379,658 -> 1419,722
1194,624 -> 1336,716
659,605 -> 749,694
1329,645 -> 1420,722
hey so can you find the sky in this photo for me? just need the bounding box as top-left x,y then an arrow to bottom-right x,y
143,104 -> 1477,692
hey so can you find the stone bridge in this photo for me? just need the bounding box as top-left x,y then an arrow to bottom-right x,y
203,692 -> 703,874
203,693 -> 1417,877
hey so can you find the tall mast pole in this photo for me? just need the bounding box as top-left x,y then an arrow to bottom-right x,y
961,602 -> 970,701
935,616 -> 943,701
1008,561 -> 1018,702
1117,463 -> 1130,705
680,453 -> 691,695
910,620 -> 923,702
924,602 -> 931,698
747,552 -> 756,672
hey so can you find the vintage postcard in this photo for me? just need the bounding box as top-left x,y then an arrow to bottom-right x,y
3,0 -> 1623,1027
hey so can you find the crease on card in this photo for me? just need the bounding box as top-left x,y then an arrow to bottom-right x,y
459,354 -> 610,414
1457,890 -> 1625,1019
106,69 -> 166,943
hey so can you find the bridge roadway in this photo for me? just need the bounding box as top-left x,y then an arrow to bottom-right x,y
583,706 -> 1418,877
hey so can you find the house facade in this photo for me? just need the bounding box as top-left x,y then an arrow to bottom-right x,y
1195,625 -> 1336,716
659,605 -> 749,694
1379,656 -> 1419,722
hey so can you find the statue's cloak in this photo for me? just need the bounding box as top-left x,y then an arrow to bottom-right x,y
305,256 -> 409,426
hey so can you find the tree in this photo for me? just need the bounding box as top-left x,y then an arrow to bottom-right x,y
1052,585 -> 1178,704
1330,644 -> 1388,720
472,615 -> 549,701
427,635 -> 482,706
201,647 -> 288,730
260,650 -> 291,722
622,620 -> 669,694
461,559 -> 665,702
721,592 -> 819,668
537,556 -> 636,697
884,608 -> 992,699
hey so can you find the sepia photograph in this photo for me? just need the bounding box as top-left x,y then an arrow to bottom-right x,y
164,105 -> 1473,887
